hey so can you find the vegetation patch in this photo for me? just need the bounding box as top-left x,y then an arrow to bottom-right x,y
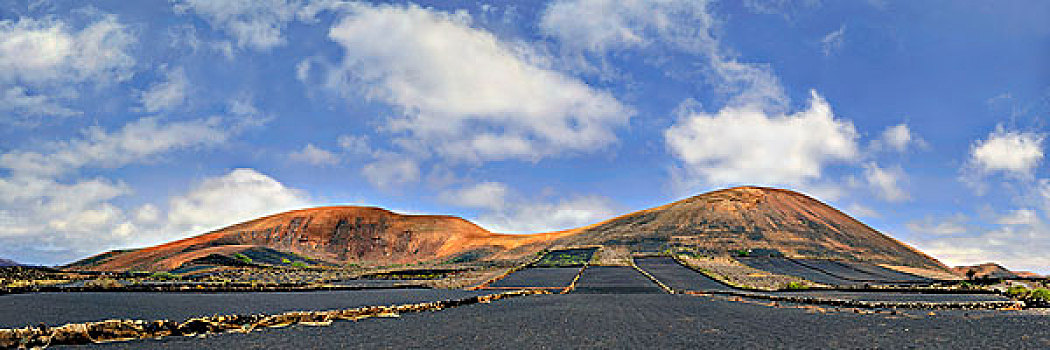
532,248 -> 598,268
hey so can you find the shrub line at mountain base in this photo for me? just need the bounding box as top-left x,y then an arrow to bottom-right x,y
0,290 -> 549,349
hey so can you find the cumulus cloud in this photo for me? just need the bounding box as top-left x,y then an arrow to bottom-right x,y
665,90 -> 859,188
0,97 -> 267,264
441,182 -> 617,233
0,14 -> 135,123
968,126 -> 1044,178
289,143 -> 339,166
912,210 -> 1050,273
160,169 -> 310,241
863,162 -> 909,202
325,3 -> 632,163
871,123 -> 924,153
139,66 -> 189,113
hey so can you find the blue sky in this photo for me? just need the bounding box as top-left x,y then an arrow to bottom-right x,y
1,0 -> 1048,273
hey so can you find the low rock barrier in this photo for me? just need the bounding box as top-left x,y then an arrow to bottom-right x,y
684,290 -> 1025,310
0,289 -> 549,349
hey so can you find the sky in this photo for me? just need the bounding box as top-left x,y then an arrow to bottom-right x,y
1,0 -> 1048,273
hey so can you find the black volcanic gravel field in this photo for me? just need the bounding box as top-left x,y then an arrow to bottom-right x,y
572,266 -> 664,294
488,267 -> 582,288
737,257 -> 858,286
768,291 -> 1011,303
0,289 -> 496,329
81,294 -> 1050,349
634,257 -> 733,292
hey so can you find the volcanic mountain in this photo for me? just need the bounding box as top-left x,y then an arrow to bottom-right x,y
0,258 -> 21,267
70,207 -> 567,272
953,263 -> 1042,279
556,186 -> 948,270
69,186 -> 950,272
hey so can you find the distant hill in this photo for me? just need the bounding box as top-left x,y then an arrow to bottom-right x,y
953,263 -> 1041,279
67,206 -> 567,272
0,258 -> 21,267
556,186 -> 949,271
68,186 -> 951,272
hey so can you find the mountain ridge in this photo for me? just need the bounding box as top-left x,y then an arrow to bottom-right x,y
68,186 -> 951,272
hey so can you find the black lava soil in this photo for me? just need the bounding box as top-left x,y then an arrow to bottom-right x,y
572,266 -> 664,294
487,267 -> 582,288
0,289 -> 495,328
82,293 -> 1050,349
737,257 -> 858,286
634,257 -> 733,292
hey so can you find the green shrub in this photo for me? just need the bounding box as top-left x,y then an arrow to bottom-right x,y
292,261 -> 308,268
234,253 -> 253,264
1030,288 -> 1050,301
785,281 -> 808,290
1006,285 -> 1029,297
281,258 -> 292,264
149,272 -> 178,280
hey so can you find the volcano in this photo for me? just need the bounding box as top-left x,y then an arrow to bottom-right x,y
557,186 -> 947,270
68,186 -> 949,272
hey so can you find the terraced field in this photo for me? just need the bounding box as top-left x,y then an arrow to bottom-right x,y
87,294 -> 1050,349
0,289 -> 496,329
572,266 -> 664,294
736,257 -> 864,286
487,267 -> 582,289
634,257 -> 733,292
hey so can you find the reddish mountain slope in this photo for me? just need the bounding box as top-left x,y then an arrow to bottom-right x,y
72,206 -> 567,272
556,186 -> 949,270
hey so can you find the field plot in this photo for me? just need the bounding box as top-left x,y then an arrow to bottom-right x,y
572,266 -> 664,294
487,267 -> 582,289
0,289 -> 496,329
790,259 -> 892,282
736,257 -> 857,286
532,248 -> 598,267
834,261 -> 932,282
634,257 -> 733,292
98,294 -> 1050,349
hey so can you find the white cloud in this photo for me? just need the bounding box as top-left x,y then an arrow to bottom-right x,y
665,90 -> 859,188
440,182 -> 510,211
161,169 -> 310,241
140,66 -> 189,113
289,143 -> 339,166
872,123 -> 923,153
906,214 -> 970,236
845,203 -> 879,218
173,0 -> 301,51
361,154 -> 420,190
863,162 -> 909,202
914,211 -> 1050,273
968,126 -> 1044,177
336,134 -> 372,156
0,14 -> 135,123
0,117 -> 229,177
540,0 -> 715,54
326,3 -> 632,163
820,25 -> 846,57
0,98 -> 264,264
442,181 -> 616,233
540,0 -> 785,109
